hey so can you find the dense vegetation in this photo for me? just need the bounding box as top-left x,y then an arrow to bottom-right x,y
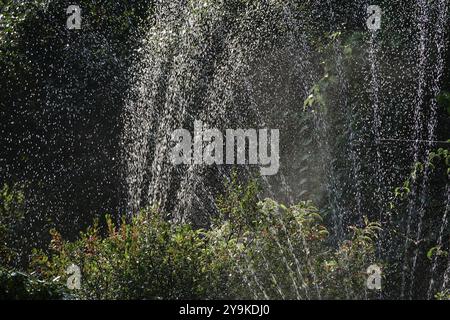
29,177 -> 381,299
0,0 -> 449,300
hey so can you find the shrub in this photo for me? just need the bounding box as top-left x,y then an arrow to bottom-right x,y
31,178 -> 381,300
0,267 -> 66,300
31,212 -> 235,300
214,177 -> 382,299
0,184 -> 26,268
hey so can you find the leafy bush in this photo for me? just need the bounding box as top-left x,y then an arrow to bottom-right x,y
214,177 -> 382,299
31,212 -> 234,300
0,184 -> 26,268
436,290 -> 450,300
31,178 -> 381,300
0,267 -> 66,300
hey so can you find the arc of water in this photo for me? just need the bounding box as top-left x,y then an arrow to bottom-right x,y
368,30 -> 383,219
324,0 -> 347,242
401,0 -> 430,299
260,249 -> 286,299
347,86 -> 363,222
226,246 -> 262,299
409,0 -> 448,298
259,202 -> 305,299
244,254 -> 271,300
218,169 -> 288,299
291,205 -> 322,299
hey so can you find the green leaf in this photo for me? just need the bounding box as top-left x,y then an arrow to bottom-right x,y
427,247 -> 438,260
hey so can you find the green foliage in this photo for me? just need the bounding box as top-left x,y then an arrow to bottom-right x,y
0,1 -> 45,40
31,212 -> 234,299
0,184 -> 26,268
31,178 -> 381,300
303,74 -> 331,111
0,267 -> 66,300
220,199 -> 381,299
303,31 -> 365,112
435,289 -> 450,300
396,147 -> 450,199
427,246 -> 448,261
